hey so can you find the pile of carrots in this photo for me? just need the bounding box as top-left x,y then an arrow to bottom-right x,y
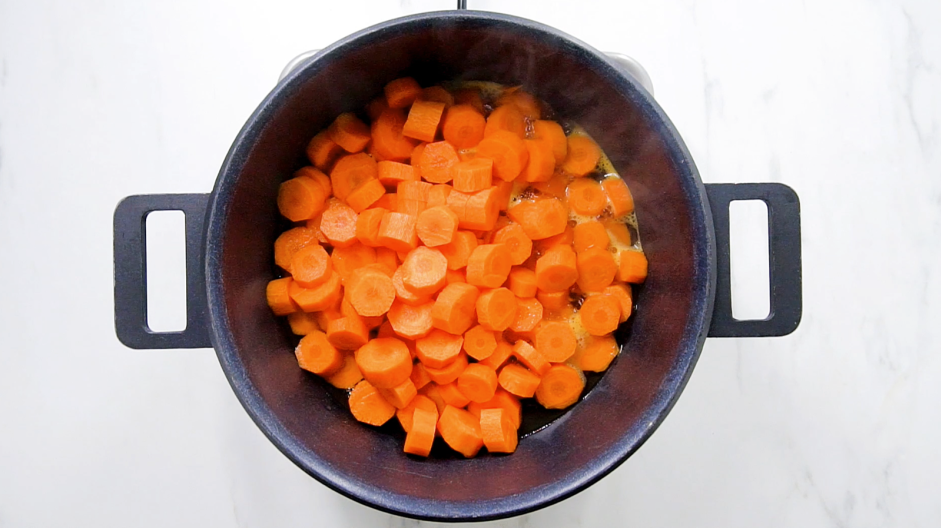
266,78 -> 648,458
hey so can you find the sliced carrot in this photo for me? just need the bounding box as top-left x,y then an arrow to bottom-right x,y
421,383 -> 447,415
274,227 -> 319,273
562,135 -> 601,177
484,104 -> 526,139
463,325 -> 496,360
341,294 -> 384,329
452,158 -> 493,193
313,304 -> 343,331
475,287 -> 518,331
403,406 -> 438,457
325,353 -> 364,389
377,161 -> 417,189
466,244 -> 512,289
508,267 -> 538,298
346,268 -> 395,317
567,178 -> 607,217
289,272 -> 342,312
378,377 -> 418,409
391,266 -> 432,306
437,405 -> 484,457
457,363 -> 498,403
375,246 -> 398,274
328,112 -> 371,153
605,283 -> 634,322
297,166 -> 332,196
328,244 -> 374,284
306,130 -> 344,171
536,225 -> 574,253
497,362 -> 541,398
604,218 -> 632,246
397,394 -> 437,432
349,380 -> 396,426
327,316 -> 369,350
424,351 -> 468,385
493,179 -> 515,212
267,277 -> 300,315
400,246 -> 448,297
491,223 -> 532,265
419,85 -> 455,107
578,292 -> 620,336
373,193 -> 398,211
536,289 -> 569,313
476,130 -> 529,182
278,175 -> 326,222
535,245 -> 578,293
573,220 -> 609,253
396,180 -> 431,213
523,139 -> 555,183
354,337 -> 413,389
602,176 -> 635,217
431,282 -> 480,335
371,108 -> 417,161
535,364 -> 585,409
319,198 -> 359,248
410,142 -> 426,169
290,244 -> 332,288
479,339 -> 514,370
329,152 -> 378,202
386,299 -> 435,340
427,184 -> 452,208
479,408 -> 518,454
286,311 -> 320,335
572,334 -> 619,372
511,297 -> 544,333
415,205 -> 459,248
445,188 -> 469,222
366,96 -> 389,122
512,340 -> 551,376
462,187 -> 501,231
533,171 -> 568,200
438,230 -> 478,270
441,104 -> 486,149
506,198 -> 567,240
355,207 -> 387,247
377,211 -> 418,252
346,175 -> 390,213
296,330 -> 344,376
418,140 -> 460,184
618,250 -> 648,283
438,381 -> 472,408
403,99 -> 446,143
576,247 -> 618,293
453,87 -> 485,113
445,268 -> 466,284
534,320 -> 577,363
532,120 -> 567,164
384,77 -> 423,109
415,329 -> 464,368
467,389 -> 521,430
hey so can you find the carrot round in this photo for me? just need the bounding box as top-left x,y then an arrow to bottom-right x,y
328,112 -> 371,153
411,363 -> 433,391
452,158 -> 493,193
462,187 -> 501,231
467,389 -> 522,430
290,244 -> 332,288
424,351 -> 468,385
286,311 -> 320,335
479,408 -> 518,454
605,283 -> 634,322
602,176 -> 635,217
267,277 -> 299,316
418,140 -> 460,184
386,299 -> 435,340
497,362 -> 541,398
296,330 -> 344,376
289,272 -> 342,312
401,246 -> 448,297
403,99 -> 446,143
573,335 -> 620,372
378,377 -> 418,409
415,329 -> 464,369
427,184 -> 452,208
476,130 -> 529,182
397,394 -> 437,433
306,130 -> 344,171
274,227 -> 319,273
416,205 -> 459,247
578,293 -> 621,336
328,244 -> 375,285
349,380 -> 396,426
457,363 -> 498,403
377,160 -> 418,188
438,381 -> 472,408
319,199 -> 359,248
327,316 -> 369,350
523,139 -> 555,183
278,176 -> 326,222
534,320 -> 577,363
439,230 -> 478,270
492,223 -> 532,266
506,198 -> 567,240
403,406 -> 438,457
372,109 -> 417,161
573,220 -> 610,253
562,135 -> 601,177
576,247 -> 618,293
465,244 -> 512,289
352,208 -> 385,247
536,224 -> 575,253
453,88 -> 486,113
567,178 -> 607,216
437,405 -> 484,458
395,180 -> 431,216
421,383 -> 447,414
535,245 -> 578,293
442,104 -> 486,149
377,211 -> 418,253
345,178 -> 385,213
366,96 -> 390,121
476,287 -> 518,332
618,250 -> 648,283
345,268 -> 395,317
329,152 -> 377,202
532,120 -> 567,164
511,340 -> 551,376
535,364 -> 585,409
507,267 -> 538,298
536,289 -> 569,314
354,337 -> 413,389
325,353 -> 364,389
479,339 -> 514,371
463,325 -> 496,360
511,297 -> 544,333
431,282 -> 480,335
445,268 -> 466,284
384,77 -> 423,109
604,218 -> 632,247
533,171 -> 568,200
420,85 -> 455,106
484,104 -> 526,139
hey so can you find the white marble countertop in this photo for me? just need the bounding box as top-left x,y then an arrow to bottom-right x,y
2,0 -> 940,526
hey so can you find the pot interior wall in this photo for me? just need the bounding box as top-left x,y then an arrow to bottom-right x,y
208,13 -> 710,519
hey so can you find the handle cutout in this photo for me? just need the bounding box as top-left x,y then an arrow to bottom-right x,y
729,200 -> 770,320
145,210 -> 187,332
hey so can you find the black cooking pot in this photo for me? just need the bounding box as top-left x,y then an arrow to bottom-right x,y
112,10 -> 801,522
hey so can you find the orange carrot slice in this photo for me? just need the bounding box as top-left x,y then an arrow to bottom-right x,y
536,289 -> 569,314
475,287 -> 518,332
562,135 -> 601,176
290,244 -> 332,288
479,339 -> 514,370
573,220 -> 609,253
403,99 -> 446,143
355,208 -> 387,247
497,362 -> 541,398
535,364 -> 585,409
437,405 -> 484,457
274,227 -> 319,273
384,77 -> 423,109
476,130 -> 529,182
604,283 -> 634,322
484,104 -> 526,139
491,223 -> 532,266
325,353 -> 364,389
431,282 -> 480,335
415,329 -> 464,369
354,337 -> 413,389
532,120 -> 567,164
328,112 -> 371,153
441,104 -> 486,149
578,293 -> 620,336
457,363 -> 498,403
400,246 -> 448,296
535,245 -> 578,293
438,381 -> 471,408
295,330 -> 343,376
329,243 -> 376,283
508,267 -> 538,298
602,176 -> 635,217
463,325 -> 497,360
397,394 -> 437,432
418,141 -> 460,184
386,299 -> 435,340
416,205 -> 459,247
439,230 -> 478,270
523,139 -> 555,183
267,277 -> 300,316
576,247 -> 618,293
427,184 -> 452,208
326,315 -> 369,350
571,334 -> 620,372
319,199 -> 359,248
371,108 -> 417,161
506,198 -> 567,240
452,158 -> 493,193
377,211 -> 418,253
534,320 -> 577,363
467,389 -> 521,429
286,311 -> 320,335
511,340 -> 551,376
392,266 -> 432,306
349,380 -> 396,426
378,377 -> 418,409
330,152 -> 378,202
424,352 -> 468,385
306,131 -> 344,171
480,408 -> 518,453
403,406 -> 438,457
278,176 -> 327,223
377,160 -> 418,187
346,268 -> 396,317
511,297 -> 544,333
567,178 -> 607,216
289,272 -> 342,312
618,250 -> 648,283
465,244 -> 512,289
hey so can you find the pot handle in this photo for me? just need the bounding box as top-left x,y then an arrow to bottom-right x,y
113,194 -> 212,349
705,183 -> 802,337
